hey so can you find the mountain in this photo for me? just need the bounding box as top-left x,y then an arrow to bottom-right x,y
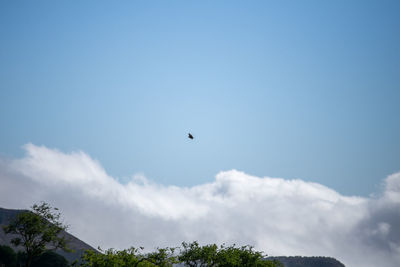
0,207 -> 96,263
267,256 -> 345,267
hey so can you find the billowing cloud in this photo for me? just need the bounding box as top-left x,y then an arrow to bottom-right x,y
0,144 -> 399,267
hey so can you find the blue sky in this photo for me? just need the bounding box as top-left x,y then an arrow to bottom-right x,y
1,0 -> 399,196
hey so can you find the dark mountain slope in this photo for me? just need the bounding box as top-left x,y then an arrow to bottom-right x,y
267,256 -> 345,267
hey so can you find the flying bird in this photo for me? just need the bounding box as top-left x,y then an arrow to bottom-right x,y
188,133 -> 194,139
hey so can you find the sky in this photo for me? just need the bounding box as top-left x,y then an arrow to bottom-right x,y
0,1 -> 400,266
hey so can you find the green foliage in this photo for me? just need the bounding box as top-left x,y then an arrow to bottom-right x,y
79,247 -> 139,267
2,202 -> 70,267
79,242 -> 281,267
178,241 -> 282,267
78,246 -> 177,267
179,241 -> 218,267
145,247 -> 178,267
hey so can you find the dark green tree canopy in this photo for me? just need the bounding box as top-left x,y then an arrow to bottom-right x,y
178,241 -> 282,267
78,242 -> 282,267
79,246 -> 177,267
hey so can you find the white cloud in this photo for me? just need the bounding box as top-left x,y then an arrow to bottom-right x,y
0,144 -> 399,267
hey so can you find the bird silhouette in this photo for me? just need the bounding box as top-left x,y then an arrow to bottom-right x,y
188,133 -> 194,139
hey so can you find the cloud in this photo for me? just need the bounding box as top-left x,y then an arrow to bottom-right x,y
0,144 -> 399,267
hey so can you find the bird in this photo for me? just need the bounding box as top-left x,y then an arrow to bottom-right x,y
188,133 -> 194,139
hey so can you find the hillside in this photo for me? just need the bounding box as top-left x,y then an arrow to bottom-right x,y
0,207 -> 96,263
267,256 -> 345,267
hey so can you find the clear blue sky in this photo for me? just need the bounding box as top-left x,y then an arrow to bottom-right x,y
1,0 -> 399,196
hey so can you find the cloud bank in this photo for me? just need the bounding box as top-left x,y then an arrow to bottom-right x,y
0,144 -> 399,267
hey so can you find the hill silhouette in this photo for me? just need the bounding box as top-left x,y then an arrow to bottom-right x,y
267,256 -> 345,267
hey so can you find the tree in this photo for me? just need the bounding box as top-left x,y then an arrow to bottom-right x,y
143,247 -> 177,267
178,241 -> 283,267
80,242 -> 281,267
2,202 -> 70,267
178,241 -> 218,267
79,246 -> 177,267
79,247 -> 141,267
